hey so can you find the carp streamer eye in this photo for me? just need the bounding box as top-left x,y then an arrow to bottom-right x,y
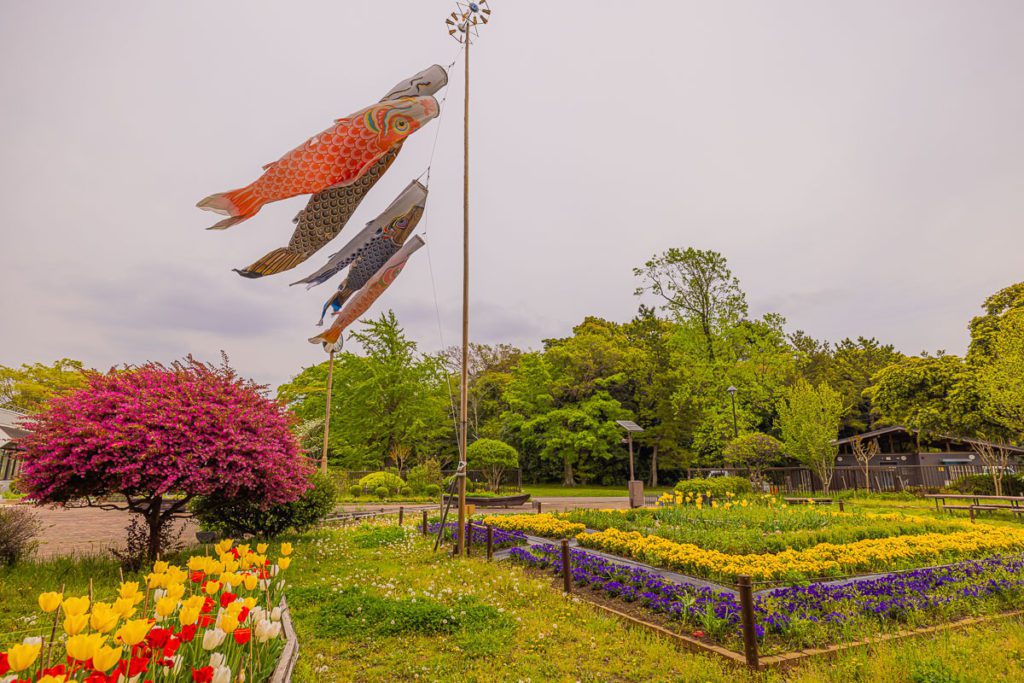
392,117 -> 410,133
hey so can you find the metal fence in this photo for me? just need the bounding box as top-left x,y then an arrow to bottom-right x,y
683,464 -> 991,494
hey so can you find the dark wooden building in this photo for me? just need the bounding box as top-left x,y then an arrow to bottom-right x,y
833,426 -> 1024,490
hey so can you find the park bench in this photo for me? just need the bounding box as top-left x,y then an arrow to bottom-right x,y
925,494 -> 1024,522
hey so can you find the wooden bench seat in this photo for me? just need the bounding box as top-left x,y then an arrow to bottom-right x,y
941,504 -> 975,510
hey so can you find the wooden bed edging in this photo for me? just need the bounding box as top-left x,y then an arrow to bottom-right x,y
268,596 -> 300,683
575,595 -> 1024,671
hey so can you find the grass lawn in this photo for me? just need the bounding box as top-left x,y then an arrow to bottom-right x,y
6,496 -> 1024,681
285,520 -> 1024,681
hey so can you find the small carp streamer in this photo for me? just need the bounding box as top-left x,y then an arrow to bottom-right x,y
290,179 -> 427,324
308,236 -> 425,350
196,95 -> 438,231
232,65 -> 448,277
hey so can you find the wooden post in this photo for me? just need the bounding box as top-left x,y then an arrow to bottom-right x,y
422,509 -> 428,535
321,349 -> 335,476
398,506 -> 404,526
737,575 -> 759,669
969,506 -> 976,523
486,524 -> 494,560
466,522 -> 472,557
561,539 -> 572,594
838,499 -> 844,512
535,501 -> 542,515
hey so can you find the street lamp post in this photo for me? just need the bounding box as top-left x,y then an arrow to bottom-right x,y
616,420 -> 645,508
727,386 -> 738,439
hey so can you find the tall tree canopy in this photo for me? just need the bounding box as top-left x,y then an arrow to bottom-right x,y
0,359 -> 90,412
633,247 -> 748,362
278,311 -> 455,470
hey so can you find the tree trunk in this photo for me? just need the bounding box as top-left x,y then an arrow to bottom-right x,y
146,496 -> 163,563
562,457 -> 575,487
649,445 -> 659,488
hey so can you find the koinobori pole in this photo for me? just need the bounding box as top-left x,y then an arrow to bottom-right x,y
446,0 -> 491,557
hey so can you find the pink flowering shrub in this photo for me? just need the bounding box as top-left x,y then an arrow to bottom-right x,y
19,357 -> 312,559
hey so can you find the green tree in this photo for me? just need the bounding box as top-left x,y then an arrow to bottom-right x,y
976,308 -> 1024,439
866,355 -> 980,440
722,432 -> 784,483
777,380 -> 845,493
0,359 -> 90,412
466,438 -> 519,492
968,282 -> 1024,363
633,247 -> 748,362
278,311 -> 454,470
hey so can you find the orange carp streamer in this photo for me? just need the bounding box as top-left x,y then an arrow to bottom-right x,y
197,96 -> 438,230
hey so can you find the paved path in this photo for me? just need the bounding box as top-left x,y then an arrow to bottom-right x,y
4,495 -> 625,561
2,503 -> 196,559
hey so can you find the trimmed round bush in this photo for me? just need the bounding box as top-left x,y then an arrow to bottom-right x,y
348,484 -> 362,498
374,486 -> 389,500
359,471 -> 405,494
424,484 -> 441,497
400,486 -> 413,497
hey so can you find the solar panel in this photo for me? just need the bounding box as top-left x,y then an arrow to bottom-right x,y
616,420 -> 644,432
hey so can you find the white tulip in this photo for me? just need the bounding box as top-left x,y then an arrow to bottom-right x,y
270,607 -> 282,622
202,628 -> 227,650
211,665 -> 231,683
22,636 -> 42,647
209,652 -> 226,668
255,619 -> 282,643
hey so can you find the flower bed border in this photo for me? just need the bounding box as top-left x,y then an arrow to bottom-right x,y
575,593 -> 1024,671
268,597 -> 299,683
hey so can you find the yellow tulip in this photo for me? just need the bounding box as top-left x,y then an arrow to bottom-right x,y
61,595 -> 90,617
63,613 -> 89,636
112,597 -> 137,619
152,560 -> 169,574
204,580 -> 222,595
118,581 -> 141,599
218,613 -> 239,634
278,557 -> 291,571
187,556 -> 207,572
92,644 -> 123,672
257,543 -> 269,554
225,601 -> 243,618
166,567 -> 189,584
38,591 -> 64,613
6,641 -> 41,671
280,542 -> 293,557
155,596 -> 178,618
115,619 -> 151,646
66,632 -> 105,662
184,595 -> 207,611
243,574 -> 258,591
90,603 -> 120,633
38,676 -> 67,683
179,605 -> 200,627
242,597 -> 257,609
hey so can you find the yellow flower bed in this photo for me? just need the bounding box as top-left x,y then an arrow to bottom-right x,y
577,526 -> 1024,581
482,513 -> 585,538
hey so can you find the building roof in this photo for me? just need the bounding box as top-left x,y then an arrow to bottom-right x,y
0,407 -> 27,429
836,425 -> 1024,455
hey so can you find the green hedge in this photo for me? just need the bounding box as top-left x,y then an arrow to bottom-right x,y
949,473 -> 1024,496
673,476 -> 753,499
191,472 -> 337,538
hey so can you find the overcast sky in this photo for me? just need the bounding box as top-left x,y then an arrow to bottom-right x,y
1,1 -> 1022,388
